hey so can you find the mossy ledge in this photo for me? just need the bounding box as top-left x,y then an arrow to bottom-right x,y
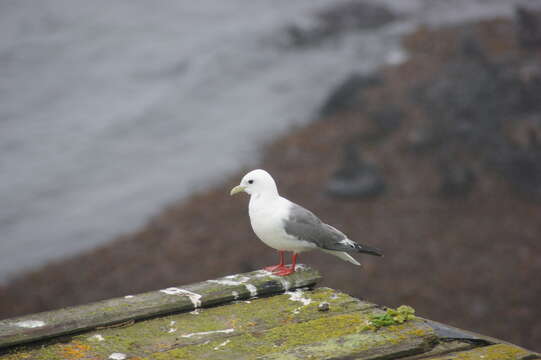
0,265 -> 320,349
1,268 -> 540,360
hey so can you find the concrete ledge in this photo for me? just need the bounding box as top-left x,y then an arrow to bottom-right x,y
1,267 -> 539,360
0,265 -> 321,349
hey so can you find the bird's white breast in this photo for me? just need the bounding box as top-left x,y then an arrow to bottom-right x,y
248,196 -> 316,253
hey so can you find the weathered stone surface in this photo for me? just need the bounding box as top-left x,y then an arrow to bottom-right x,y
424,343 -> 539,360
423,318 -> 506,345
400,340 -> 475,360
260,320 -> 436,360
0,266 -> 320,349
1,271 -> 539,360
0,287 -> 376,359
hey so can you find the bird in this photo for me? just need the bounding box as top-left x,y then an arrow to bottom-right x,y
230,169 -> 382,276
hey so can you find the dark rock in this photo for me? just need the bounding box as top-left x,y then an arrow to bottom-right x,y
362,106 -> 403,142
317,1 -> 396,32
459,35 -> 493,68
503,154 -> 541,202
319,74 -> 382,118
326,143 -> 385,198
494,126 -> 541,202
414,39 -> 524,156
282,1 -> 396,48
439,162 -> 476,196
409,34 -> 541,201
406,127 -> 443,152
423,62 -> 515,142
516,7 -> 541,49
519,62 -> 541,112
318,302 -> 330,312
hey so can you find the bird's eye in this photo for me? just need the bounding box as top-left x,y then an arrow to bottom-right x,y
248,179 -> 254,184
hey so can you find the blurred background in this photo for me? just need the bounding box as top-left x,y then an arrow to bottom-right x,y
1,0 -> 540,351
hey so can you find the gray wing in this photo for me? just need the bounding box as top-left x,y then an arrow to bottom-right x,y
283,202 -> 382,256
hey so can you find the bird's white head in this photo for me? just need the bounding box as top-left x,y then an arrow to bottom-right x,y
230,169 -> 278,197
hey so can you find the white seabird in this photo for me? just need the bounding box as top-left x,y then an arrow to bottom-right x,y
230,169 -> 382,276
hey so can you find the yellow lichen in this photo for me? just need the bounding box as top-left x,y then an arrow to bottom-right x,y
58,341 -> 93,359
145,314 -> 434,359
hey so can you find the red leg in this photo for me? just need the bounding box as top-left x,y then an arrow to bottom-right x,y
264,251 -> 286,272
291,253 -> 297,271
274,253 -> 297,276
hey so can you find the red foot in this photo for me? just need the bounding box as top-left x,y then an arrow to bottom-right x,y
264,264 -> 287,272
273,266 -> 295,276
265,251 -> 286,273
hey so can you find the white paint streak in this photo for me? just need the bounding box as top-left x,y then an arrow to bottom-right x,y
181,328 -> 234,338
244,283 -> 258,297
209,276 -> 251,287
108,353 -> 127,360
254,270 -> 272,277
159,287 -> 202,308
286,289 -> 312,315
14,320 -> 45,328
209,276 -> 259,298
89,334 -> 104,342
209,279 -> 243,286
214,339 -> 231,350
225,275 -> 250,281
124,295 -> 134,299
160,287 -> 183,295
286,289 -> 312,306
166,322 -> 177,333
209,271 -> 306,300
274,276 -> 291,291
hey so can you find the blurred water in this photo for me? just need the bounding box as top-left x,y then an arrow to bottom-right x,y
0,0 -> 536,282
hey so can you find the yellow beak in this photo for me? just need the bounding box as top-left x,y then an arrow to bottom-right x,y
230,185 -> 246,196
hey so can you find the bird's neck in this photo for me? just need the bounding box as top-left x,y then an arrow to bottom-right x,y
249,190 -> 280,208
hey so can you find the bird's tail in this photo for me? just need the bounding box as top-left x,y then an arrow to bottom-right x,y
356,243 -> 383,257
321,249 -> 361,266
336,238 -> 383,257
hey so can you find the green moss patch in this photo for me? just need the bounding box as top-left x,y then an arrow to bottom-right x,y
363,305 -> 416,331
